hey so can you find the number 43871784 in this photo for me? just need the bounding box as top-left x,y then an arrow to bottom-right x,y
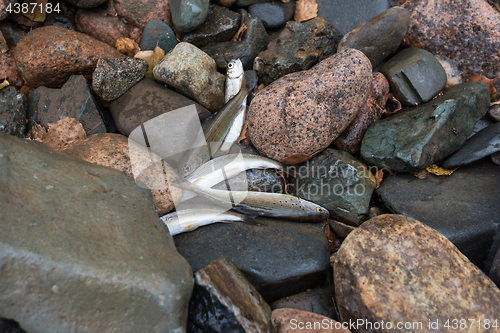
5,2 -> 60,14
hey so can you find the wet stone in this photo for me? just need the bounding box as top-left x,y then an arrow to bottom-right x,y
254,17 -> 342,86
27,75 -> 106,136
334,214 -> 500,329
380,47 -> 447,106
174,217 -> 330,302
0,133 -> 193,333
140,19 -> 178,53
170,0 -> 209,33
360,82 -> 490,173
0,86 -> 27,138
377,161 -> 500,272
248,0 -> 295,29
92,57 -> 148,102
153,42 -> 225,112
181,3 -> 240,47
188,258 -> 272,333
443,122 -> 500,168
294,149 -> 376,226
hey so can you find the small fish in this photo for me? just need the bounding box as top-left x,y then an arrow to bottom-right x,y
161,208 -> 261,235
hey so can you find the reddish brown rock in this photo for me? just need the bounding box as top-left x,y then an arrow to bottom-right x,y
62,133 -> 182,216
333,72 -> 390,155
13,26 -> 124,88
334,214 -> 500,333
75,0 -> 172,46
248,48 -> 372,164
403,0 -> 500,97
0,51 -> 23,88
272,308 -> 351,333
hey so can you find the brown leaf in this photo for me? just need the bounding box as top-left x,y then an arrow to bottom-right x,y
280,152 -> 317,164
382,93 -> 402,116
115,37 -> 140,57
294,0 -> 318,23
236,119 -> 249,143
255,83 -> 266,95
230,22 -> 247,42
375,167 -> 395,189
425,164 -> 458,176
411,169 -> 429,179
21,0 -> 48,22
135,45 -> 165,80
0,79 -> 9,90
324,224 -> 340,253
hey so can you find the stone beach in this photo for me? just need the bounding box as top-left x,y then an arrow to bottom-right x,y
1,0 -> 500,332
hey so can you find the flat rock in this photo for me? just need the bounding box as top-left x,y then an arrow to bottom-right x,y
254,17 -> 342,85
181,3 -> 240,47
248,0 -> 295,29
188,258 -> 272,333
377,161 -> 500,272
0,133 -> 193,333
403,0 -> 500,95
248,48 -> 372,164
334,214 -> 500,331
360,82 -> 490,173
270,288 -> 338,321
443,122 -> 500,168
294,149 -> 376,226
14,25 -> 124,88
27,75 -> 106,136
271,309 -> 351,333
140,19 -> 178,52
92,57 -> 148,101
337,6 -> 410,68
170,0 -> 209,33
174,217 -> 330,302
0,86 -> 27,138
153,42 -> 225,112
380,47 -> 447,106
62,133 -> 183,216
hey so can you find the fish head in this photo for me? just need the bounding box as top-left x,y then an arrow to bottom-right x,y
181,153 -> 205,178
302,201 -> 330,221
227,59 -> 243,80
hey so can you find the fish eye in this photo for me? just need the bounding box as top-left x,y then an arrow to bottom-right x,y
316,207 -> 324,214
228,62 -> 233,68
183,165 -> 190,172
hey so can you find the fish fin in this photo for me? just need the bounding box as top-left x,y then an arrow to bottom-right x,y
240,214 -> 266,227
220,220 -> 235,224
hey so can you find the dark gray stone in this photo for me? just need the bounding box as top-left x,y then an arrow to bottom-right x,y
0,86 -> 26,138
188,258 -> 272,333
470,116 -> 494,139
0,0 -> 16,21
174,218 -> 330,303
236,0 -> 269,5
92,57 -> 148,101
0,318 -> 26,333
43,0 -> 76,30
380,47 -> 448,106
202,9 -> 270,71
317,0 -> 391,35
337,6 -> 410,68
0,133 -> 193,332
491,248 -> 500,287
492,151 -> 500,165
253,17 -> 342,85
248,0 -> 295,29
293,149 -> 376,226
170,0 -> 210,33
377,160 -> 500,273
0,20 -> 27,45
181,3 -> 240,47
139,19 -> 178,53
64,0 -> 107,8
360,82 -> 490,173
27,75 -> 106,135
270,288 -> 339,321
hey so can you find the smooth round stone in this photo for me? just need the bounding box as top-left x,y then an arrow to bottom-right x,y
248,0 -> 295,29
65,0 -> 107,8
335,214 -> 500,328
488,104 -> 500,122
140,20 -> 177,53
436,54 -> 463,88
170,0 -> 210,33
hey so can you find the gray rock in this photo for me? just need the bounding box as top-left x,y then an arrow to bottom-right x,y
337,6 -> 410,68
491,248 -> 500,287
181,3 -> 240,47
0,20 -> 27,45
188,258 -> 272,333
380,48 -> 448,106
317,0 -> 391,35
202,9 -> 270,71
293,149 -> 376,226
0,0 -> 16,21
253,17 -> 342,85
270,288 -> 339,321
27,75 -> 107,135
248,0 -> 295,29
170,0 -> 210,33
174,218 -> 330,302
0,86 -> 27,138
43,0 -> 76,30
92,57 -> 148,102
443,122 -> 500,168
64,0 -> 107,8
377,160 -> 500,273
153,42 -> 225,112
360,82 -> 490,173
139,19 -> 178,53
0,133 -> 193,332
470,116 -> 494,138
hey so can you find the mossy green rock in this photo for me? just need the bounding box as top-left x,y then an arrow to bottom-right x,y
0,133 -> 193,333
360,82 -> 490,173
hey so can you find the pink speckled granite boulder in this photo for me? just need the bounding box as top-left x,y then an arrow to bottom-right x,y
248,48 -> 372,164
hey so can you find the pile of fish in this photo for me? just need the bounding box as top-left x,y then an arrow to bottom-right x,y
161,59 -> 330,235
